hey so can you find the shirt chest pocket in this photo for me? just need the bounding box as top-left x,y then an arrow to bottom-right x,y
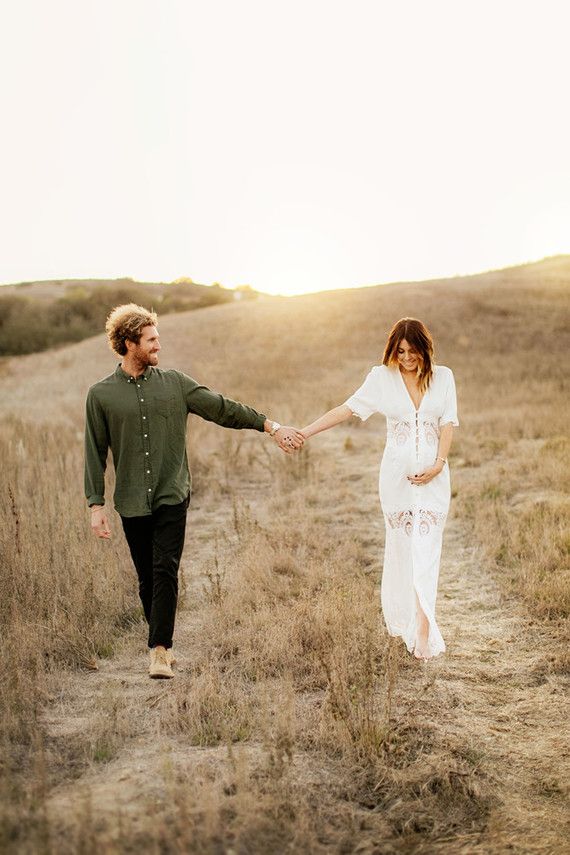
155,395 -> 176,419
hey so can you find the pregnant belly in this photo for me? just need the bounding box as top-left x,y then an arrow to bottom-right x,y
383,444 -> 434,476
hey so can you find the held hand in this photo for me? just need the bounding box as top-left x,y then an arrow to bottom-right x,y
407,463 -> 444,486
273,426 -> 305,454
90,507 -> 111,539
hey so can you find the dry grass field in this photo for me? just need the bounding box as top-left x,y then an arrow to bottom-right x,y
1,257 -> 569,853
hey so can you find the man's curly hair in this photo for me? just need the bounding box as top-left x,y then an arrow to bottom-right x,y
105,303 -> 158,357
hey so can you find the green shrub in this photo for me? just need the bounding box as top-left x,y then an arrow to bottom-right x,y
0,279 -> 240,356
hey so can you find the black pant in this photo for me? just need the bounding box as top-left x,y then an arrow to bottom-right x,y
120,496 -> 189,649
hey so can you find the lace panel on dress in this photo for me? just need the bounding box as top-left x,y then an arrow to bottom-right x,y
423,420 -> 439,446
387,419 -> 412,446
386,509 -> 414,535
386,508 -> 446,536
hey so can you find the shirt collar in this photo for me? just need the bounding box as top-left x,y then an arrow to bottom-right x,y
116,363 -> 153,383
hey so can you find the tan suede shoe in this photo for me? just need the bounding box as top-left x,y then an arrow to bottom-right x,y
166,649 -> 176,667
149,645 -> 174,679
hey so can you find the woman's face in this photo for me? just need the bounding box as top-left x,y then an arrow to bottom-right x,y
397,339 -> 421,372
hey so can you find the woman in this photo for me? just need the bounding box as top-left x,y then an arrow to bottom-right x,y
301,318 -> 458,660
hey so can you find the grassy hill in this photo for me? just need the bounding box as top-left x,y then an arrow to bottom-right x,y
1,257 -> 569,852
2,255 -> 568,428
0,275 -> 256,302
0,275 -> 257,356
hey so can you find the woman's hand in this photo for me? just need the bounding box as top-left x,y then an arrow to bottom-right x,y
407,463 -> 444,486
273,426 -> 305,453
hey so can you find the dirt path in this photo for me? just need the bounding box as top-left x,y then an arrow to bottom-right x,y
403,515 -> 569,853
43,431 -> 569,852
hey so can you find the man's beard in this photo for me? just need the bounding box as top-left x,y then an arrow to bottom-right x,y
135,349 -> 158,366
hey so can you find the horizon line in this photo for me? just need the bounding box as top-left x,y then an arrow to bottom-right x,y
0,252 -> 568,297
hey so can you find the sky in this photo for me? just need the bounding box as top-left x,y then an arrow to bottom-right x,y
0,0 -> 569,296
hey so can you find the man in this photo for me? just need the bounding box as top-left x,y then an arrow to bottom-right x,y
85,303 -> 303,679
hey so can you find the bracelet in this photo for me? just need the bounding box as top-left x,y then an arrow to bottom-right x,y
435,457 -> 447,465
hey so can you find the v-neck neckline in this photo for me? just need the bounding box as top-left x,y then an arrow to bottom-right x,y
398,367 -> 425,413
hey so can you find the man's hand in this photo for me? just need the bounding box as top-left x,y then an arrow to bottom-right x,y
90,506 -> 111,539
273,426 -> 305,454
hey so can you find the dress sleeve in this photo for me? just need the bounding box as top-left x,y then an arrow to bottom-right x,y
344,367 -> 382,421
439,369 -> 459,427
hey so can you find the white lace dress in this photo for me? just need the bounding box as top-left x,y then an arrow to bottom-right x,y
345,364 -> 459,657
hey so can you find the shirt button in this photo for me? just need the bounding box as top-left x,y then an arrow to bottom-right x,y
148,488 -> 151,492
145,452 -> 149,455
141,398 -> 144,401
137,384 -> 141,388
147,470 -> 150,474
144,434 -> 148,438
143,416 -> 146,420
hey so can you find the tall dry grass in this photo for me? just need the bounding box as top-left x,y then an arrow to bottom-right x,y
0,417 -> 138,848
160,497 -> 394,755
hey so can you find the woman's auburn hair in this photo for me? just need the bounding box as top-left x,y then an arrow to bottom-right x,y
382,317 -> 435,393
105,303 -> 158,357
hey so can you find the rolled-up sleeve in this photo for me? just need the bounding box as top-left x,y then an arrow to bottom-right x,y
178,373 -> 266,431
344,366 -> 382,421
439,369 -> 459,427
84,389 -> 109,506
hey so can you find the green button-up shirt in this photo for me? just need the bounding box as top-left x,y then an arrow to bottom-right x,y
84,363 -> 266,517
